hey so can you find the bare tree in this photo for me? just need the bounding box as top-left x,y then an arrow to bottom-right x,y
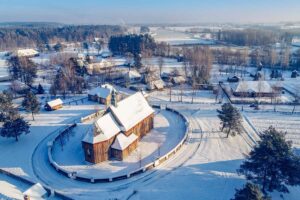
157,56 -> 164,77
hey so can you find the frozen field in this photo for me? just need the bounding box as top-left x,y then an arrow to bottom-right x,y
152,28 -> 216,46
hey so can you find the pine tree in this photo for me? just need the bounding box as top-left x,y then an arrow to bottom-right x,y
37,84 -> 44,94
0,117 -> 30,141
0,91 -> 18,122
238,126 -> 300,194
22,91 -> 40,120
217,103 -> 242,137
232,183 -> 269,200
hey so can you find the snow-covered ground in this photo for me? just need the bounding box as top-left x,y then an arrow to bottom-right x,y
246,112 -> 300,148
0,100 -> 102,182
0,173 -> 29,200
51,109 -> 185,179
152,28 -> 216,46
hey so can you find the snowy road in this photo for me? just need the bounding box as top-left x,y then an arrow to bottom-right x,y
28,101 -> 260,200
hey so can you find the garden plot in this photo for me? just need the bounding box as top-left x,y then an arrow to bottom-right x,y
246,112 -> 300,147
51,109 -> 186,179
149,86 -> 218,104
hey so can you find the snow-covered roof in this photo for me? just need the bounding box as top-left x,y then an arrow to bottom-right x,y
109,92 -> 154,131
125,70 -> 142,79
172,76 -> 186,84
234,81 -> 273,93
46,98 -> 63,108
23,183 -> 47,199
88,84 -> 116,98
148,79 -> 165,90
82,113 -> 121,144
13,49 -> 39,57
111,133 -> 138,150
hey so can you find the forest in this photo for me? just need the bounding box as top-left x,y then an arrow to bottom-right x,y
0,24 -> 124,50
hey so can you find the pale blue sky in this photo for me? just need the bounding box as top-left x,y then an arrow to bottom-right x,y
0,0 -> 299,24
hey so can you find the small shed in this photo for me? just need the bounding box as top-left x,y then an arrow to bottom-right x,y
23,183 -> 47,200
44,98 -> 63,111
110,133 -> 138,160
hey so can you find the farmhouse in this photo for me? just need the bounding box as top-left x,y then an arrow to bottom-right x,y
82,92 -> 155,163
88,84 -> 117,105
44,98 -> 63,111
232,81 -> 274,97
124,70 -> 142,84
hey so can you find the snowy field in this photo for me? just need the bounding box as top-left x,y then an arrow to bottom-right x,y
0,100 -> 102,182
152,28 -> 216,46
52,109 -> 186,179
245,112 -> 300,148
149,86 -> 219,104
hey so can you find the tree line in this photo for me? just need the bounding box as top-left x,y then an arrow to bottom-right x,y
0,25 -> 124,50
218,29 -> 292,46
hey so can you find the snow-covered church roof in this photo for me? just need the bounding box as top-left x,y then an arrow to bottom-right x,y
109,92 -> 155,131
234,81 -> 273,94
111,133 -> 138,150
82,113 -> 120,144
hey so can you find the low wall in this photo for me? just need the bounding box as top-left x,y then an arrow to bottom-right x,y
47,106 -> 190,183
80,110 -> 105,123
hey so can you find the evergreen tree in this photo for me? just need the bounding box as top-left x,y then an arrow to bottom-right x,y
0,91 -> 18,122
134,53 -> 143,69
238,126 -> 300,194
22,91 -> 40,120
0,117 -> 30,141
232,183 -> 269,200
217,103 -> 242,137
37,84 -> 44,94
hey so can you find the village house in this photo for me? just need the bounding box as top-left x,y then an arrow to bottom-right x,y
44,98 -> 63,111
12,49 -> 39,57
88,84 -> 117,105
232,81 -> 274,97
82,92 -> 155,164
124,70 -> 142,84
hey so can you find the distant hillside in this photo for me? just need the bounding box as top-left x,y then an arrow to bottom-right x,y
0,22 -> 64,28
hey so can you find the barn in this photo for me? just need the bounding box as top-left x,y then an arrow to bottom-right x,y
82,92 -> 155,164
44,98 -> 63,111
232,81 -> 274,97
88,84 -> 117,105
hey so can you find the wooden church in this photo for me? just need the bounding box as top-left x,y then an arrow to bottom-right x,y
82,91 -> 154,163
